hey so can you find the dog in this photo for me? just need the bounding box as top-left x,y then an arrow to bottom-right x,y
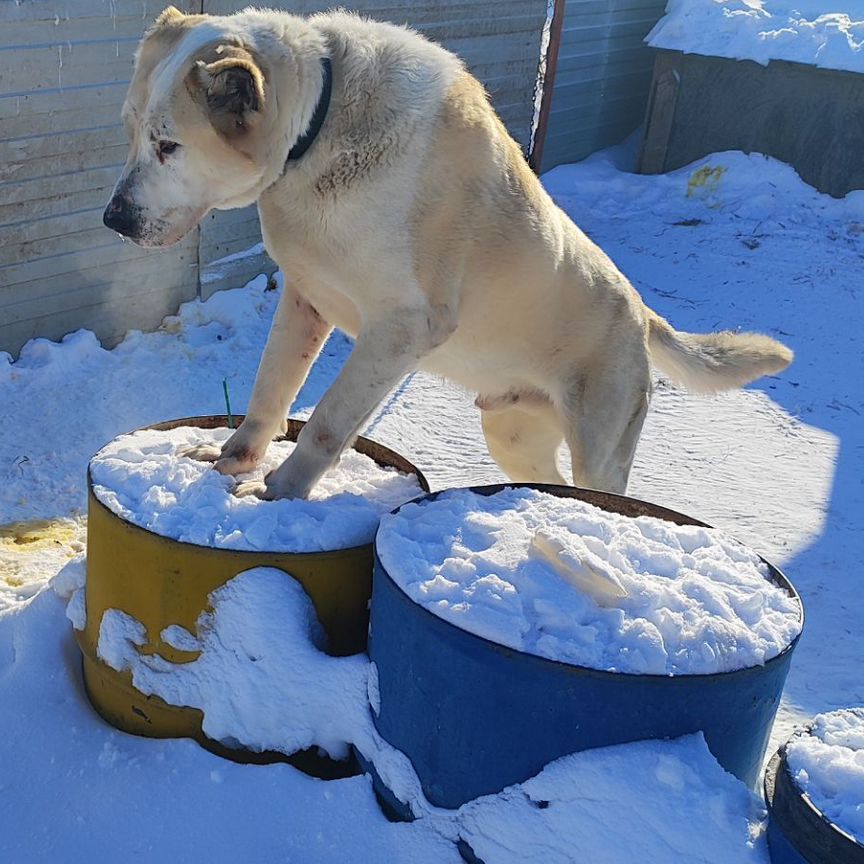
104,6 -> 793,499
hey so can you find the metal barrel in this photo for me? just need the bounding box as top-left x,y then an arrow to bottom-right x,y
765,744 -> 864,864
368,483 -> 803,810
79,415 -> 428,755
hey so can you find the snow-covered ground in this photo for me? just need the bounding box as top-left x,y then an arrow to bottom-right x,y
2,141 -> 862,861
648,1 -> 864,73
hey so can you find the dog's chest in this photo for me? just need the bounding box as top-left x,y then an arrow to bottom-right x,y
257,198 -> 366,335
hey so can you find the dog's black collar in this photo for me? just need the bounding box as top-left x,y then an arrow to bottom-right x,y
285,57 -> 332,163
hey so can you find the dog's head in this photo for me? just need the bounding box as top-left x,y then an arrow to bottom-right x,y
104,7 -> 287,247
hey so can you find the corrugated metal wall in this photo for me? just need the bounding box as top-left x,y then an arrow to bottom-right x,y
0,0 -> 547,355
540,0 -> 667,173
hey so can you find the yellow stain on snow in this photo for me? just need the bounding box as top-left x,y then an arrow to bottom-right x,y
687,165 -> 726,198
0,518 -> 84,586
0,518 -> 79,550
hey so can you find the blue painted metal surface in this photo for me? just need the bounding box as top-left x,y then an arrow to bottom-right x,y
541,0 -> 669,172
368,484 -> 803,811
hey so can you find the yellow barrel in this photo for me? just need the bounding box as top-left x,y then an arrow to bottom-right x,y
77,415 -> 428,756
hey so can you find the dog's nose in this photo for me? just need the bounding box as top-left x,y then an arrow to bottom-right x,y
103,195 -> 139,238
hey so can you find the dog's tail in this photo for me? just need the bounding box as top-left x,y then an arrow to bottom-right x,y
647,311 -> 793,393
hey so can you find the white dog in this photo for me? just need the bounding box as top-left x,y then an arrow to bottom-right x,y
104,6 -> 793,498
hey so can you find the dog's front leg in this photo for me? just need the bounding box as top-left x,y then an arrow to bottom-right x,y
238,304 -> 455,500
183,284 -> 332,474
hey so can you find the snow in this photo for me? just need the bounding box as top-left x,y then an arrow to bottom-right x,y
93,564 -> 767,863
90,426 -> 423,553
458,735 -> 767,864
786,708 -> 864,844
377,486 -> 802,675
97,568 -> 366,761
647,1 -> 864,74
1,140 -> 863,860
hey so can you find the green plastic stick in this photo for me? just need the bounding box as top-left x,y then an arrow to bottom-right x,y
222,378 -> 234,429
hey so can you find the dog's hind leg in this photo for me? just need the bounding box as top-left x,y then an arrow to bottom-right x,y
480,398 -> 567,485
561,358 -> 651,495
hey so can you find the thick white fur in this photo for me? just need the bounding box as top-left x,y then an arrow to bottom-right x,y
113,7 -> 793,497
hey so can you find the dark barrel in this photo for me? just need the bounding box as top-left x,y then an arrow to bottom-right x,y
765,743 -> 864,864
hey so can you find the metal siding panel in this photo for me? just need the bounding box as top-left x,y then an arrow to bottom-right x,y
0,1 -> 198,356
1,0 -> 546,354
541,0 -> 667,172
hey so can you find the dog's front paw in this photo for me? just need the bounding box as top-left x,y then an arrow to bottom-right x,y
179,427 -> 265,477
212,451 -> 261,476
233,467 -> 313,501
178,442 -> 223,463
232,479 -> 272,499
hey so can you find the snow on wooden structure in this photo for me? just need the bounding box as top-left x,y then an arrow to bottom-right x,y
639,2 -> 864,198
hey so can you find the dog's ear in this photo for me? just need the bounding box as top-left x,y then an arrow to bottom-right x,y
190,55 -> 265,137
154,6 -> 185,28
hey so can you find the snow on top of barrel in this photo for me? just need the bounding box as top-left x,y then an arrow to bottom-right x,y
786,708 -> 864,844
89,425 -> 423,553
376,487 -> 802,676
647,2 -> 864,75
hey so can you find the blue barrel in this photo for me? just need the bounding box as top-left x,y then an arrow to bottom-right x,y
368,483 -> 803,810
765,744 -> 864,864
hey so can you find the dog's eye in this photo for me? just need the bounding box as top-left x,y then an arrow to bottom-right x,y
156,140 -> 179,163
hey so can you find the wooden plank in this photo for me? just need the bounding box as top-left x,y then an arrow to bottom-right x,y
1,271 -> 197,339
0,0 -> 198,24
205,0 -> 507,14
1,54 -> 134,97
0,204 -> 108,255
0,6 -> 176,45
0,227 -> 198,286
0,81 -> 129,130
0,184 -> 115,227
0,237 -> 166,285
1,254 -> 197,325
0,165 -> 121,208
0,218 -> 133,266
199,205 -> 262,260
0,125 -> 125,169
0,82 -> 128,121
1,101 -> 126,140
0,273 -> 198,355
638,52 -> 681,175
0,143 -> 128,184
